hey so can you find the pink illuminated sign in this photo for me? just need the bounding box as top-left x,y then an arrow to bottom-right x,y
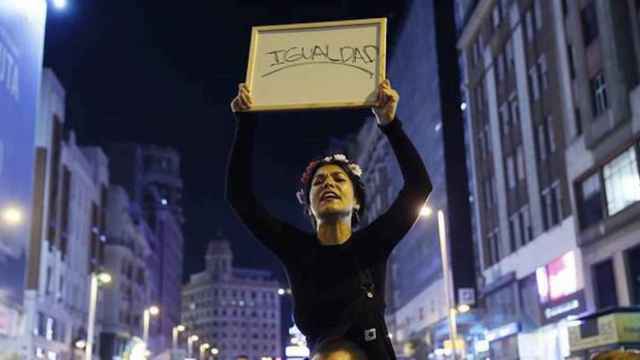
536,251 -> 577,303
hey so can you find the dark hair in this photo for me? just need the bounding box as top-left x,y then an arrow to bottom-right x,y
312,338 -> 367,360
297,154 -> 366,229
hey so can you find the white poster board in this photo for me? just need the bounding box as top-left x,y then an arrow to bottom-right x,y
245,18 -> 387,111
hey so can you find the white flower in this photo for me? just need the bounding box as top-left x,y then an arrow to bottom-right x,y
348,164 -> 363,177
296,190 -> 306,205
333,154 -> 348,162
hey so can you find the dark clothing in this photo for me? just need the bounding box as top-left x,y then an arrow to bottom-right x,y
226,111 -> 432,359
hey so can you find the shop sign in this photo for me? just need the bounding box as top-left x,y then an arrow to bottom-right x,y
486,322 -> 520,342
569,312 -> 640,352
541,290 -> 586,325
458,288 -> 476,306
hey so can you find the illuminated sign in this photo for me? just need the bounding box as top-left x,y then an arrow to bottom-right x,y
541,290 -> 586,325
486,322 -> 520,341
537,251 -> 577,303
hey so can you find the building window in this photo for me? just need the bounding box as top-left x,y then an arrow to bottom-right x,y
581,2 -> 599,47
509,214 -> 521,252
529,66 -> 540,100
526,9 -> 534,42
516,146 -> 525,181
546,116 -> 556,154
538,55 -> 548,91
520,205 -> 532,244
534,0 -> 543,30
509,94 -> 519,126
487,230 -> 501,265
603,147 -> 640,215
506,156 -> 516,189
593,259 -> 618,309
506,39 -> 515,70
567,44 -> 576,79
627,245 -> 640,304
537,123 -> 547,160
591,71 -> 609,117
500,103 -> 509,136
578,173 -> 604,228
575,107 -> 583,136
493,3 -> 502,28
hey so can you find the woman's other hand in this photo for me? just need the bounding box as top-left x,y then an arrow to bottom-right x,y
231,83 -> 253,112
372,79 -> 399,126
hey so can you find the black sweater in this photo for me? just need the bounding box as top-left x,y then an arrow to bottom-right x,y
226,111 -> 432,356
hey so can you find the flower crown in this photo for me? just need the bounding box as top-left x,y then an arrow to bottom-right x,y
296,153 -> 363,205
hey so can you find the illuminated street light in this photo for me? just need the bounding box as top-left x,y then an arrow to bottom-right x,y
278,288 -> 285,296
419,205 -> 432,218
52,0 -> 67,10
211,347 -> 219,355
85,271 -> 111,360
173,324 -> 186,349
457,304 -> 470,313
1,206 -> 23,226
143,305 -> 160,349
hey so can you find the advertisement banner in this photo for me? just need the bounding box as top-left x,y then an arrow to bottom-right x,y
0,0 -> 47,314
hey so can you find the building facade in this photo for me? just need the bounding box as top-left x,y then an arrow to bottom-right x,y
344,0 -> 477,358
108,143 -> 185,353
181,237 -> 282,360
456,0 -> 640,358
20,68 -> 110,359
100,185 -> 153,358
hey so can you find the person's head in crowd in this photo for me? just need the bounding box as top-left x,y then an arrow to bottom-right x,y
592,350 -> 640,360
311,338 -> 367,360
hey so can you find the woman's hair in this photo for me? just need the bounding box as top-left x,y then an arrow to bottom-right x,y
312,338 -> 367,360
296,153 -> 366,228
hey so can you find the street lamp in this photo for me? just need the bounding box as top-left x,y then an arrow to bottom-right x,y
172,324 -> 186,349
420,207 -> 461,359
85,271 -> 111,360
143,305 -> 159,350
199,343 -> 210,360
187,335 -> 199,357
51,0 -> 67,10
1,205 -> 23,227
211,347 -> 219,355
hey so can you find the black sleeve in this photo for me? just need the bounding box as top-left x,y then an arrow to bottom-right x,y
357,117 -> 433,257
225,111 -> 308,261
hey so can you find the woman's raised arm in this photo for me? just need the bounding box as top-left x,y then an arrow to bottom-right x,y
226,84 -> 307,261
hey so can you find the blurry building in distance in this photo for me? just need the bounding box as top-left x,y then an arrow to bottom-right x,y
181,235 -> 282,360
108,143 -> 185,353
21,69 -> 110,359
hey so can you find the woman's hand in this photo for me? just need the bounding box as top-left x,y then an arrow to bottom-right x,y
230,83 -> 253,112
372,79 -> 399,126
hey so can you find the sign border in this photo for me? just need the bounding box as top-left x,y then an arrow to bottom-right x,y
244,17 -> 387,112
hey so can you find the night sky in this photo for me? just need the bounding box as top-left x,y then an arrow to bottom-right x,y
43,0 -> 408,326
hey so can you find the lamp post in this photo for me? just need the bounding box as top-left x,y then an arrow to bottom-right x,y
85,271 -> 111,360
188,335 -> 199,357
143,305 -> 159,352
172,324 -> 186,349
421,206 -> 462,359
199,343 -> 210,360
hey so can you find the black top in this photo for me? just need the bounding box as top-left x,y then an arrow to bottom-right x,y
226,111 -> 432,356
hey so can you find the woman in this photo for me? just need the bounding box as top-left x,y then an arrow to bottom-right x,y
227,80 -> 432,359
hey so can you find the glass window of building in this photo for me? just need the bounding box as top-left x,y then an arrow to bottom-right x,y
627,245 -> 640,304
581,2 -> 599,46
593,259 -> 618,309
591,71 -> 609,116
579,173 -> 604,228
603,147 -> 640,215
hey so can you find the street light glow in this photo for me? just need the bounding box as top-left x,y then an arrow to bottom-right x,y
420,205 -> 432,218
177,324 -> 186,332
211,348 -> 219,355
457,304 -> 470,313
189,335 -> 199,341
52,0 -> 67,10
1,206 -> 23,226
277,288 -> 285,295
97,272 -> 112,284
149,305 -> 160,316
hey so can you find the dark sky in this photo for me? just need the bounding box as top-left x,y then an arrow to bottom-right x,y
43,0 -> 408,330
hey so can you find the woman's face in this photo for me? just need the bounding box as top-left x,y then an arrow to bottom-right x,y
309,164 -> 359,224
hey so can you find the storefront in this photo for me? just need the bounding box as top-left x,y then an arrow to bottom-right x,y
567,307 -> 640,359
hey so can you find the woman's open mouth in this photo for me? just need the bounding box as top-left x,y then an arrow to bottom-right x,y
320,191 -> 340,202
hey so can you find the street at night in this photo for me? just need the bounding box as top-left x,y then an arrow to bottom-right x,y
1,0 -> 640,359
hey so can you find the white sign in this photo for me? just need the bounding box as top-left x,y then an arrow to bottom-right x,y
245,18 -> 387,111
